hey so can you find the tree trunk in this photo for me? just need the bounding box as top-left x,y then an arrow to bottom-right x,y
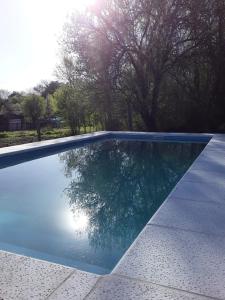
127,101 -> 133,131
141,108 -> 157,132
139,90 -> 159,131
36,120 -> 41,141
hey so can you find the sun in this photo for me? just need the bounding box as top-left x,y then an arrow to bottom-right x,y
67,209 -> 89,232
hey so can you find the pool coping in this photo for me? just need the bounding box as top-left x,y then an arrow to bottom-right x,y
0,131 -> 212,158
0,131 -> 225,300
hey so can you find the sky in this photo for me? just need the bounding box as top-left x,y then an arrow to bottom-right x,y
0,0 -> 94,93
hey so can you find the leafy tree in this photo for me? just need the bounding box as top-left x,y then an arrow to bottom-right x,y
34,80 -> 61,98
45,94 -> 57,125
54,84 -> 84,134
22,94 -> 45,140
0,90 -> 10,112
56,0 -> 225,133
1,0 -> 225,135
59,1 -> 200,131
0,90 -> 23,117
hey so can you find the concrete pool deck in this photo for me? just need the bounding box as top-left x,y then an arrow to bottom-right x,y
0,132 -> 224,299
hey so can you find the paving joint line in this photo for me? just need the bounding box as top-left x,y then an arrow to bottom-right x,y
147,223 -> 225,238
111,273 -> 222,300
167,196 -> 225,206
187,167 -> 225,174
180,178 -> 225,185
45,268 -> 77,299
83,275 -> 105,299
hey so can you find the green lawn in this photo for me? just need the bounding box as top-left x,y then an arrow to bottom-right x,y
0,127 -> 95,148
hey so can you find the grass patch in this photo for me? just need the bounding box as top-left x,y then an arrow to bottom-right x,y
0,127 -> 96,148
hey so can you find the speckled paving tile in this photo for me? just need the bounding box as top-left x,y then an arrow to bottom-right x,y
149,197 -> 225,235
0,251 -> 74,300
113,225 -> 225,299
191,160 -> 225,174
210,135 -> 225,142
207,138 -> 225,146
171,180 -> 225,203
0,250 -> 26,272
206,142 -> 225,152
195,150 -> 225,165
48,269 -> 100,300
181,168 -> 225,186
86,275 -> 212,300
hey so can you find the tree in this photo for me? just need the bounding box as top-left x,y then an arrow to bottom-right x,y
45,94 -> 57,125
59,0 -> 202,131
54,84 -> 86,134
56,0 -> 225,133
33,81 -> 61,126
22,94 -> 45,140
0,90 -> 10,111
33,80 -> 61,98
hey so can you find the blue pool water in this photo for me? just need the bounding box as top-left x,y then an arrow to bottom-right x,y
0,139 -> 205,274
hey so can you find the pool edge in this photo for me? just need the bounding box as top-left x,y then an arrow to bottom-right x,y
1,131 -> 225,300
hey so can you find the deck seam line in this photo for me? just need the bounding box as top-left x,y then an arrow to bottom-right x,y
83,275 -> 104,299
111,273 -> 222,300
201,148 -> 225,153
146,223 -> 225,238
45,269 -> 77,299
167,196 -> 225,206
179,178 -> 225,185
191,167 -> 225,174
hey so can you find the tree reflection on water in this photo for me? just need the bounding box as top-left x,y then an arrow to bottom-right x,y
59,140 -> 204,252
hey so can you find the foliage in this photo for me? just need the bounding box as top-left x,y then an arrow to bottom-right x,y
0,127 -> 96,148
1,0 -> 225,136
45,94 -> 57,121
54,84 -> 90,134
22,94 -> 45,140
0,128 -> 70,147
56,0 -> 225,133
0,90 -> 21,115
33,80 -> 61,98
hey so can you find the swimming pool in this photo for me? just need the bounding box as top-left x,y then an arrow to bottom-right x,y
0,136 -> 206,274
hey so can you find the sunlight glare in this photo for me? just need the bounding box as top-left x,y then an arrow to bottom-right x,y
12,0 -> 98,91
57,0 -> 96,12
68,210 -> 89,232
